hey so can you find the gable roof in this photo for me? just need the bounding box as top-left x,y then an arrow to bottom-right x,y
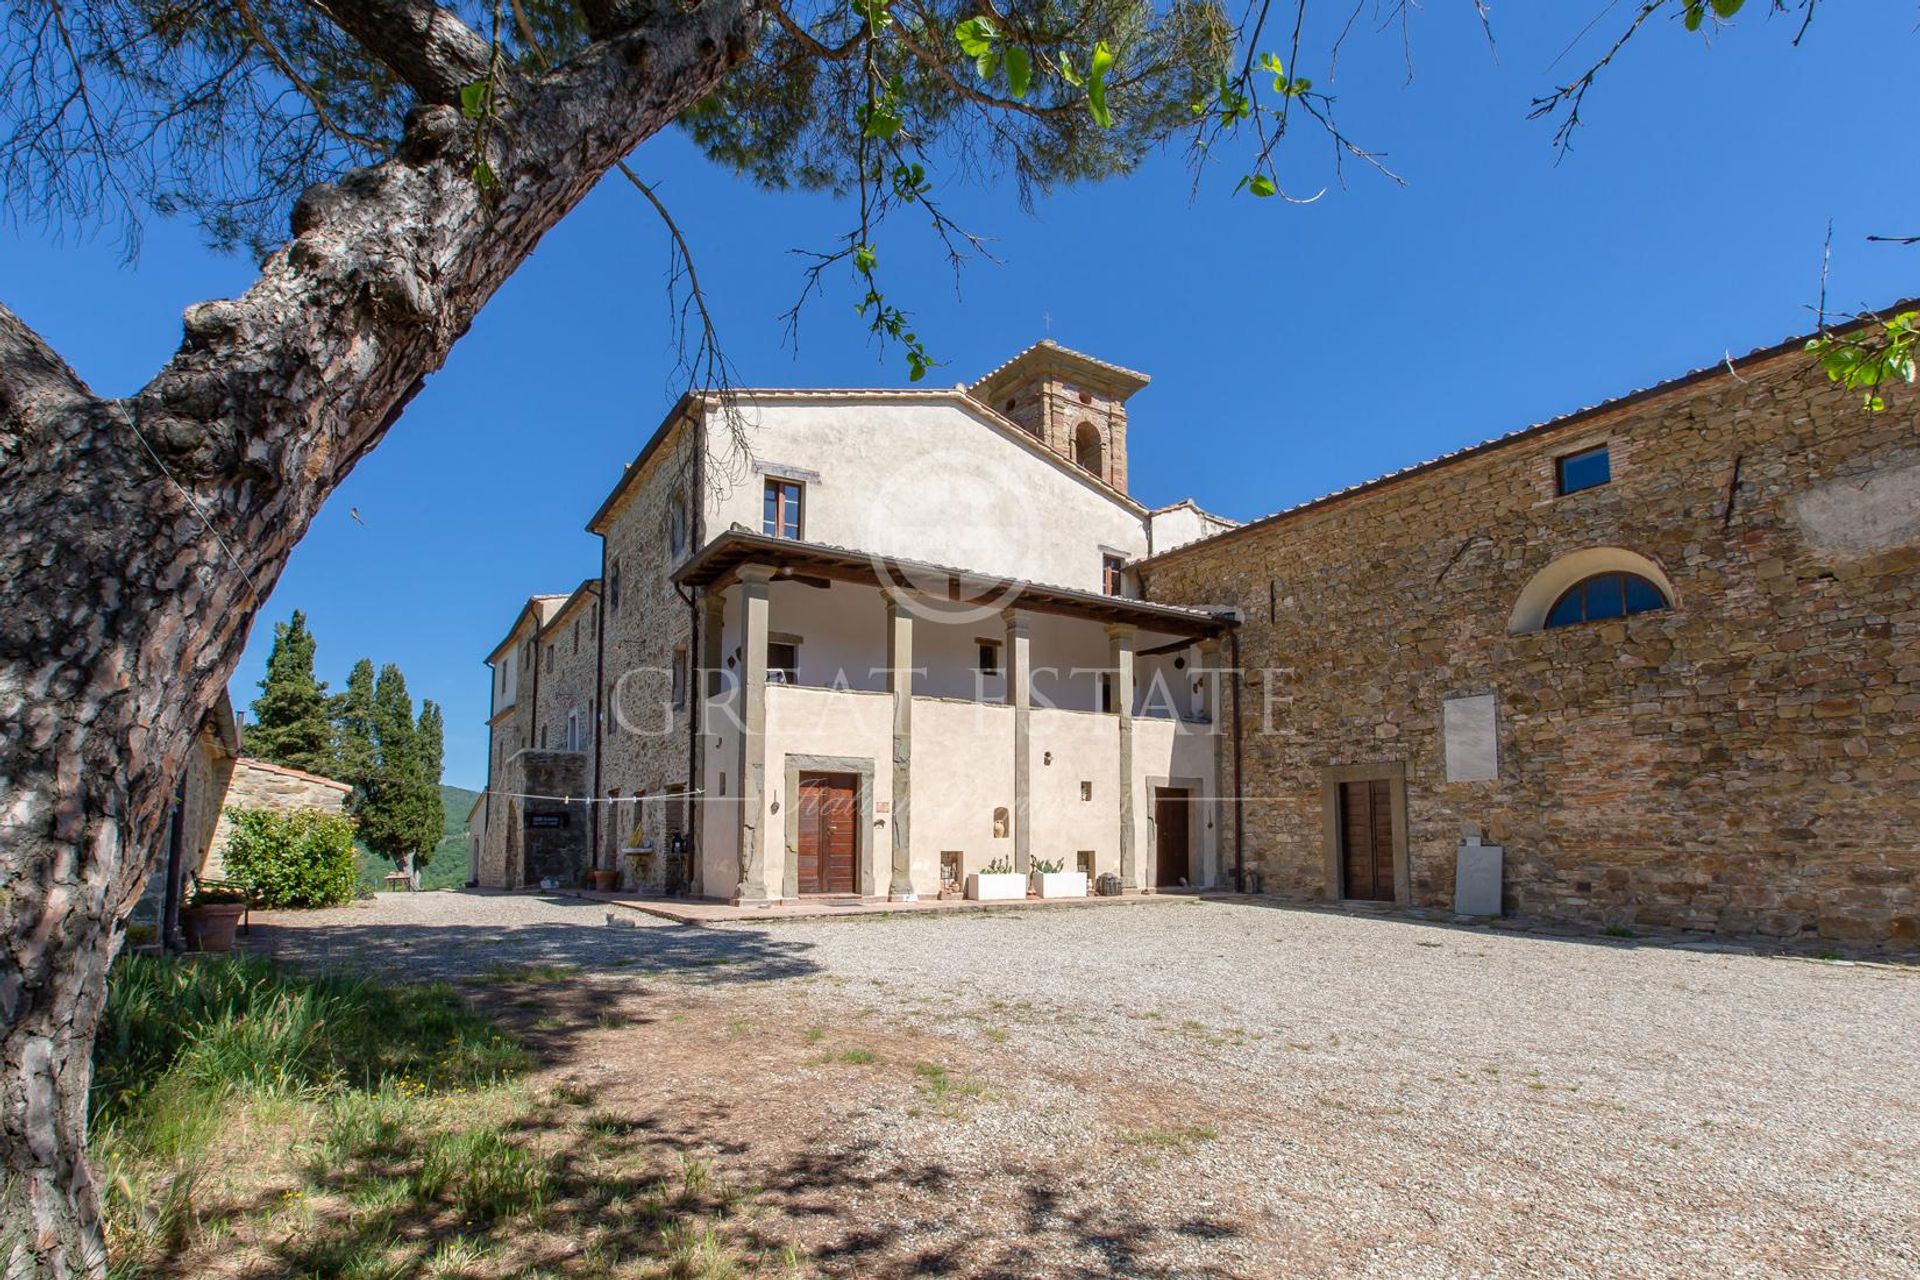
586,386 -> 1148,530
1134,299 -> 1920,570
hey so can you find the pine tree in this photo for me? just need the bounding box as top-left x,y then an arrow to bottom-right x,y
357,664 -> 438,877
246,611 -> 334,774
415,700 -> 446,869
332,658 -> 378,797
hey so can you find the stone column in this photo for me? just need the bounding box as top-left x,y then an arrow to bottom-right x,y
1198,637 -> 1226,889
886,597 -> 917,901
734,567 -> 773,903
1110,623 -> 1138,891
1006,609 -> 1032,875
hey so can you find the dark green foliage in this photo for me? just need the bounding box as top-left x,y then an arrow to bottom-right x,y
218,807 -> 360,908
331,657 -> 379,798
416,700 -> 447,866
355,665 -> 442,873
245,611 -> 335,775
684,0 -> 1231,206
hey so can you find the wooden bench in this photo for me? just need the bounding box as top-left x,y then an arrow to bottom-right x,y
383,871 -> 414,892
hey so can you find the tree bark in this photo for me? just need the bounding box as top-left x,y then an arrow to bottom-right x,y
0,1 -> 762,1273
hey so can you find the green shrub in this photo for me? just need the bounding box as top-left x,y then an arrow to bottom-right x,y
220,807 -> 360,908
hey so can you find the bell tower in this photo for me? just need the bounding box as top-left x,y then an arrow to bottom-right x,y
971,340 -> 1149,495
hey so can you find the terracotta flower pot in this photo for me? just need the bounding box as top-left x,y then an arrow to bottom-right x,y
183,903 -> 246,953
589,869 -> 621,893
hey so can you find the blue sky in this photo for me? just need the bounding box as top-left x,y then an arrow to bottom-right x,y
3,5 -> 1913,789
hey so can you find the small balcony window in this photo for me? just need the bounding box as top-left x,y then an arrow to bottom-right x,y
1103,555 -> 1126,597
767,640 -> 800,684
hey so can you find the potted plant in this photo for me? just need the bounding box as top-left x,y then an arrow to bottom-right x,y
182,884 -> 249,953
1030,857 -> 1089,900
588,867 -> 621,893
965,857 -> 1026,902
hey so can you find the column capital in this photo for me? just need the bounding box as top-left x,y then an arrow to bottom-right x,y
1002,608 -> 1032,636
1105,621 -> 1138,644
885,590 -> 918,621
737,564 -> 777,587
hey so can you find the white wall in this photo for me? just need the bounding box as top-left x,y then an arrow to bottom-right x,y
911,698 -> 1016,887
703,398 -> 1149,593
1149,503 -> 1237,555
1029,708 -> 1120,878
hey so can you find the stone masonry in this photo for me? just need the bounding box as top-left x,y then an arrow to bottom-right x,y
1141,342 -> 1920,946
202,757 -> 352,880
590,416 -> 700,892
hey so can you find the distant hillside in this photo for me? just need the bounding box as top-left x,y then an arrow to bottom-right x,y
357,784 -> 483,892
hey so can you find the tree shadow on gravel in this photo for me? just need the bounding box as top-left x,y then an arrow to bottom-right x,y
248,893 -> 824,987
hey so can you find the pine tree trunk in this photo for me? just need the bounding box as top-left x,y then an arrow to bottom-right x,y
0,3 -> 760,1272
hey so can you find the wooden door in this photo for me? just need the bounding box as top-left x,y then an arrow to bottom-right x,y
797,773 -> 858,895
1154,788 -> 1191,888
1339,780 -> 1395,901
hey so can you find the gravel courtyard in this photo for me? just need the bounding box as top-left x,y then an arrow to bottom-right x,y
254,893 -> 1920,1279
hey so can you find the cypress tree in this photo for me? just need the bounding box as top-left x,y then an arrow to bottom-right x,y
331,658 -> 378,798
415,700 -> 446,869
246,611 -> 334,774
358,664 -> 437,876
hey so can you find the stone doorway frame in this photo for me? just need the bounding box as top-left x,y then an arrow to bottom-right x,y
781,754 -> 877,900
1318,762 -> 1410,905
1145,772 -> 1207,889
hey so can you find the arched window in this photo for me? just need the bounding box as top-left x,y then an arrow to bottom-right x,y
1073,422 -> 1104,476
1544,572 -> 1668,629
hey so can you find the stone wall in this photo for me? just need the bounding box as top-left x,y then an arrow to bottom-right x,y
1143,351 -> 1919,946
202,757 -> 351,879
595,420 -> 698,891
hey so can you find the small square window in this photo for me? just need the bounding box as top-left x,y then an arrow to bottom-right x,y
976,641 -> 1002,676
1102,555 -> 1126,597
1556,445 -> 1610,496
1080,780 -> 1093,801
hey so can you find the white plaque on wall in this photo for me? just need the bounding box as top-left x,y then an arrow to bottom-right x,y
1443,694 -> 1499,783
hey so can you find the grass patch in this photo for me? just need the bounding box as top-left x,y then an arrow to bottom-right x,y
1118,1123 -> 1220,1152
912,1061 -> 985,1105
467,962 -> 581,986
94,953 -> 788,1278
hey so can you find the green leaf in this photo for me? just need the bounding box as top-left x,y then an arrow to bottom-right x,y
1285,76 -> 1312,97
1005,46 -> 1032,100
459,80 -> 489,121
953,16 -> 998,57
1058,51 -> 1082,87
1683,1 -> 1705,31
1087,41 -> 1114,128
975,50 -> 998,81
1709,0 -> 1744,16
470,160 -> 496,190
1245,174 -> 1277,197
854,244 -> 877,274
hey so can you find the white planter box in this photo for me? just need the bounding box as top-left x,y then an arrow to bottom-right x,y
966,872 -> 1027,902
1031,871 -> 1088,899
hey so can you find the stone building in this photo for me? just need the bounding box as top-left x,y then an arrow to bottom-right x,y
477,341 -> 1236,899
1139,313 -> 1919,945
477,314 -> 1918,945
